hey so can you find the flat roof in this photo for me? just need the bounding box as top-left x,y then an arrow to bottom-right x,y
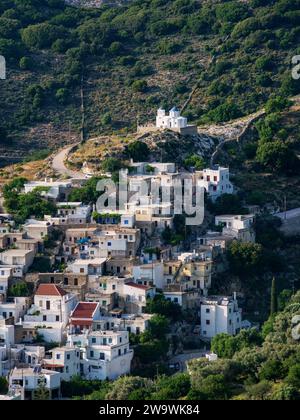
0,249 -> 33,256
72,258 -> 106,266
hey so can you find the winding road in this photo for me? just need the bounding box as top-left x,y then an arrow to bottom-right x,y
52,144 -> 85,179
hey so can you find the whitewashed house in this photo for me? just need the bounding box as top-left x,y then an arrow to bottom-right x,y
0,297 -> 29,322
195,166 -> 234,201
42,347 -> 80,381
133,261 -> 165,289
70,329 -> 133,381
22,284 -> 77,343
200,294 -> 242,339
0,267 -> 12,299
45,202 -> 92,225
23,219 -> 52,242
9,367 -> 61,400
215,214 -> 256,243
0,249 -> 35,276
24,179 -> 72,201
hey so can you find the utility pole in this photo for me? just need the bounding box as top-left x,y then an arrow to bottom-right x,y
284,194 -> 287,220
68,121 -> 71,143
80,74 -> 85,144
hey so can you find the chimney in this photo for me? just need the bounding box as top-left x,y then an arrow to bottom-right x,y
233,292 -> 237,301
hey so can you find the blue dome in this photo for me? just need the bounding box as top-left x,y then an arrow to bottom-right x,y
170,106 -> 179,112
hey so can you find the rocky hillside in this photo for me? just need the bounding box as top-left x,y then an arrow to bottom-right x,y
0,0 -> 299,160
67,130 -> 218,172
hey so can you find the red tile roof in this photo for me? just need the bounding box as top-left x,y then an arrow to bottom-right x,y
71,302 -> 98,319
36,284 -> 67,297
125,282 -> 150,291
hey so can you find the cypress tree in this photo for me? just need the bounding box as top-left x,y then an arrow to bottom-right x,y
271,277 -> 277,316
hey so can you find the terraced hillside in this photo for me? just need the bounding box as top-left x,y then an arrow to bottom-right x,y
0,0 -> 300,161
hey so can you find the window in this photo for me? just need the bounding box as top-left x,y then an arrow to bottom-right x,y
206,320 -> 210,325
67,354 -> 70,360
100,353 -> 105,360
80,268 -> 84,273
56,316 -> 59,322
124,220 -> 129,225
90,351 -> 94,358
43,315 -> 47,321
56,354 -> 61,360
206,308 -> 210,314
46,301 -> 50,310
64,278 -> 68,285
118,349 -> 121,356
108,242 -> 112,247
92,338 -> 96,344
74,278 -> 78,286
66,366 -> 69,373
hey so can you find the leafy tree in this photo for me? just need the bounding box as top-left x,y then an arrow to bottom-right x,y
198,374 -> 228,400
32,376 -> 50,400
256,140 -> 299,174
21,23 -> 67,49
211,333 -> 239,358
245,380 -> 272,400
146,294 -> 182,321
8,282 -> 31,297
106,376 -> 153,400
265,96 -> 290,114
287,364 -> 300,389
151,374 -> 191,400
3,178 -> 56,224
216,1 -> 250,23
68,177 -> 106,204
227,241 -> 265,277
131,79 -> 148,93
55,88 -> 69,105
61,376 -> 108,398
259,359 -> 285,381
261,314 -> 275,339
101,112 -> 112,126
211,329 -> 262,359
207,101 -> 242,123
212,194 -> 246,215
126,141 -> 150,162
271,383 -> 299,400
19,56 -> 33,70
101,158 -> 125,174
0,377 -> 8,394
147,314 -> 169,340
184,154 -> 205,170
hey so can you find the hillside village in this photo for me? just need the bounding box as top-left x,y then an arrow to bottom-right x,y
1,0 -> 300,403
0,112 -> 261,399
